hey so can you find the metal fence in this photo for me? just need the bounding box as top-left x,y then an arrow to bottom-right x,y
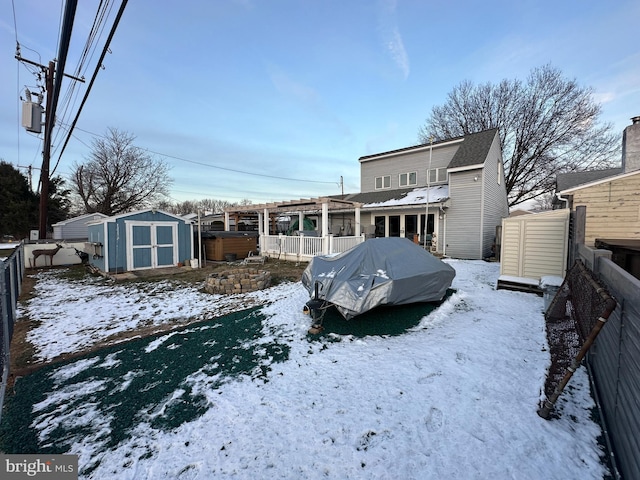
539,259 -> 616,419
0,243 -> 25,424
581,248 -> 640,480
566,206 -> 639,480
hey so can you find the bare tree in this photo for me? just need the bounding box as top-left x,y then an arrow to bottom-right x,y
155,198 -> 253,216
419,65 -> 619,206
71,128 -> 172,215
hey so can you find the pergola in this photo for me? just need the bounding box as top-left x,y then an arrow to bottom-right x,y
223,197 -> 363,236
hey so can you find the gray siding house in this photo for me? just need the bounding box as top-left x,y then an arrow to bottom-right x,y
343,129 -> 509,259
52,213 -> 108,240
222,128 -> 509,261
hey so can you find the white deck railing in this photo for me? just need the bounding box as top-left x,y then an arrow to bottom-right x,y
260,234 -> 365,262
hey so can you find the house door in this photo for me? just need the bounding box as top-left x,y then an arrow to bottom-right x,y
405,215 -> 418,240
374,216 -> 385,237
389,215 -> 401,237
420,213 -> 435,246
128,222 -> 178,270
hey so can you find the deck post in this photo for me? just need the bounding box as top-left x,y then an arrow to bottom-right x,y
298,233 -> 304,259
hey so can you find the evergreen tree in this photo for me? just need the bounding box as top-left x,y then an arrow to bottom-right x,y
0,161 -> 38,239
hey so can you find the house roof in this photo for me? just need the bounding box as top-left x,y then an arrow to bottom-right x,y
555,168 -> 623,192
357,128 -> 498,168
447,129 -> 498,170
339,185 -> 449,209
358,136 -> 464,163
558,168 -> 640,194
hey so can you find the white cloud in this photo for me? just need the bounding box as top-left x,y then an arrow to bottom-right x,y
377,0 -> 410,79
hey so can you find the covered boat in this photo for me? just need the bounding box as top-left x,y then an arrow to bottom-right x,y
302,237 -> 456,321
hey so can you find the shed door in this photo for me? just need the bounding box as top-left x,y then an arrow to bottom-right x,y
128,222 -> 178,270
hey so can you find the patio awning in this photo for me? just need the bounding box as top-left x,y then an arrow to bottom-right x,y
224,197 -> 362,215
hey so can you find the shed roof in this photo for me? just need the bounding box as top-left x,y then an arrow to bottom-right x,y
87,208 -> 190,224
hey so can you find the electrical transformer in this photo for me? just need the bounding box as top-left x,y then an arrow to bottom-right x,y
22,101 -> 43,133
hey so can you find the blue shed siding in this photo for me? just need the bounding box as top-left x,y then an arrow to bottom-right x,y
87,210 -> 193,273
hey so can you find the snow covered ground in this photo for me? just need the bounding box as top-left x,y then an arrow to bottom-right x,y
10,260 -> 608,479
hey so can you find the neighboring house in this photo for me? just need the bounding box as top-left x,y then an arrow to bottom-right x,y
555,115 -> 640,279
556,116 -> 640,248
342,128 -> 509,259
558,169 -> 640,247
86,209 -> 194,273
52,213 -> 108,240
199,213 -> 227,232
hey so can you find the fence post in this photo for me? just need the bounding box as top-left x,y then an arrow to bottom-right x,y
298,233 -> 304,260
572,206 -> 586,268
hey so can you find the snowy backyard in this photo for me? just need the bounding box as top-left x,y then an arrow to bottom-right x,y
1,259 -> 609,479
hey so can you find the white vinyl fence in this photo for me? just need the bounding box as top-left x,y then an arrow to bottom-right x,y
260,234 -> 365,262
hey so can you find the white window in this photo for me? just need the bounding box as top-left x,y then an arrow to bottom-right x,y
375,175 -> 391,189
497,161 -> 503,185
399,171 -> 417,187
428,167 -> 447,183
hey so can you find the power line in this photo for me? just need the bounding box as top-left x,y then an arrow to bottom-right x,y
53,0 -> 115,156
67,126 -> 340,185
52,0 -> 128,174
10,0 -> 19,45
146,148 -> 340,185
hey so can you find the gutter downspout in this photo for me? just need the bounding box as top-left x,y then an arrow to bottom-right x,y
440,206 -> 447,257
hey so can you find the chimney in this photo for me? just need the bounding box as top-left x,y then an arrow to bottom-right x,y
622,116 -> 640,173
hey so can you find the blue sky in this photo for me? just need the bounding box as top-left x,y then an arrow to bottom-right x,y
2,0 -> 639,205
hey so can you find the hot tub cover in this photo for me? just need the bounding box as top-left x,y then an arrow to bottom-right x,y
302,237 -> 456,319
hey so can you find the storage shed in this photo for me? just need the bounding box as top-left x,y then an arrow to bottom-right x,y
52,213 -> 108,240
202,231 -> 258,261
497,209 -> 570,292
86,209 -> 194,273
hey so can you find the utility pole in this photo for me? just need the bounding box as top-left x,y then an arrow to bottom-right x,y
39,60 -> 55,239
15,0 -> 80,239
16,56 -> 83,238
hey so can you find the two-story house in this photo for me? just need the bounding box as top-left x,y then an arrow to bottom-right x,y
223,128 -> 509,261
341,128 -> 509,259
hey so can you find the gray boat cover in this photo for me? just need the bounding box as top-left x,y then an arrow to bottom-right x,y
302,237 -> 456,319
